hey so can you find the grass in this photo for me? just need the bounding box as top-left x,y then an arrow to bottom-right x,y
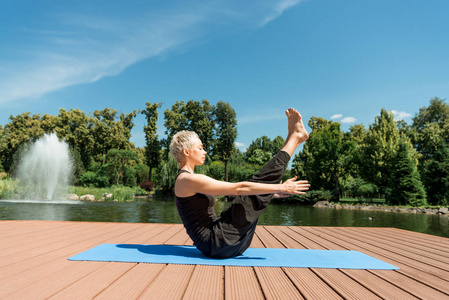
0,180 -> 149,201
68,185 -> 149,201
339,197 -> 386,204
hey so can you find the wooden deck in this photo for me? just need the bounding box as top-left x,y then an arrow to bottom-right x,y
1,221 -> 448,300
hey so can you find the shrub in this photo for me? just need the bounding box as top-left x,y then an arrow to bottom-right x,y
0,178 -> 20,199
306,190 -> 333,202
79,171 -> 110,188
124,168 -> 137,187
155,156 -> 178,194
133,164 -> 150,184
139,180 -> 155,192
282,190 -> 333,204
357,183 -> 379,201
228,163 -> 260,182
79,171 -> 97,187
110,185 -> 147,201
207,161 -> 224,181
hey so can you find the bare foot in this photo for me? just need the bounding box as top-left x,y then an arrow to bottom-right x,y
285,107 -> 309,145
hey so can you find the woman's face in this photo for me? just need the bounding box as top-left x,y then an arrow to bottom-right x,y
186,137 -> 207,165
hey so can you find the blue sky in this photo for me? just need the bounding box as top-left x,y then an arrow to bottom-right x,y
1,0 -> 448,153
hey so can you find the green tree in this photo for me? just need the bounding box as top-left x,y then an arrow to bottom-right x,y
359,109 -> 405,195
141,102 -> 162,180
163,100 -> 215,158
155,155 -> 179,194
423,139 -> 449,205
247,149 -> 272,166
105,149 -> 140,185
213,101 -> 237,181
292,117 -> 349,198
0,112 -> 50,172
411,97 -> 449,165
246,136 -> 273,159
245,135 -> 284,165
411,97 -> 449,137
91,108 -> 137,164
185,99 -> 215,153
387,140 -> 427,206
55,108 -> 94,172
272,136 -> 285,155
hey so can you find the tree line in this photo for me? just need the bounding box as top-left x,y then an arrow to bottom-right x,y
0,97 -> 448,206
292,97 -> 449,207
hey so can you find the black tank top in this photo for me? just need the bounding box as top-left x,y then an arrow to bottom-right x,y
175,170 -> 217,246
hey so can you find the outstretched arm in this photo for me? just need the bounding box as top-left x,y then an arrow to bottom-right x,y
175,173 -> 310,198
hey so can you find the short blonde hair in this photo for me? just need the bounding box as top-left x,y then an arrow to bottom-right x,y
170,130 -> 200,164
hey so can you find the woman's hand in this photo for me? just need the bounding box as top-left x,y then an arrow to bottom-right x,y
280,176 -> 310,195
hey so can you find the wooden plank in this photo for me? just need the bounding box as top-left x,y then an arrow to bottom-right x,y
327,227 -> 449,277
287,226 -> 347,250
349,227 -> 449,259
0,222 -> 145,280
312,269 -> 381,300
224,266 -> 264,300
370,269 -> 449,298
337,227 -> 449,268
255,226 -> 285,248
306,227 -> 449,279
95,264 -> 165,300
341,269 -> 419,299
254,266 -> 304,299
164,226 -> 191,245
263,226 -> 306,249
283,268 -> 342,299
249,231 -> 265,248
1,221 -> 449,300
138,264 -> 195,299
3,261 -> 106,300
0,259 -> 90,297
183,265 -> 224,300
48,262 -> 136,299
0,222 -> 104,260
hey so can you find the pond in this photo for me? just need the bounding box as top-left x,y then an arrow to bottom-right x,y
1,198 -> 448,238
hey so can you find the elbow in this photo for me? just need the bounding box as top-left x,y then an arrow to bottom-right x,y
233,183 -> 248,196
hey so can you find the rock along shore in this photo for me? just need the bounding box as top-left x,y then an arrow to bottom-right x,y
313,201 -> 449,215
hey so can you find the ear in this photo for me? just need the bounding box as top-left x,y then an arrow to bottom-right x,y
182,148 -> 190,157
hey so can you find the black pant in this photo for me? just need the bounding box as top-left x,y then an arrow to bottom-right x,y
206,151 -> 290,258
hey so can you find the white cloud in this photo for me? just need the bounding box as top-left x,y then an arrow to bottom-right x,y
260,0 -> 304,26
331,114 -> 343,119
341,117 -> 357,123
235,142 -> 245,148
0,1 -> 303,104
391,110 -> 412,120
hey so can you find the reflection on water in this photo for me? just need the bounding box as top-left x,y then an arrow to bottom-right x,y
0,198 -> 448,238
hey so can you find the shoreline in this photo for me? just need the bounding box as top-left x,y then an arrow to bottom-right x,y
313,201 -> 449,215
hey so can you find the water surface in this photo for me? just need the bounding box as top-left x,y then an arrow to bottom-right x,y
1,199 -> 448,238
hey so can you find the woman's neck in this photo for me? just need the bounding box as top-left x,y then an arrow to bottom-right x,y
179,161 -> 195,173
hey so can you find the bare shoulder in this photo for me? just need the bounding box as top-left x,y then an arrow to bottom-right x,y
175,172 -> 216,197
176,172 -> 236,197
177,172 -> 211,184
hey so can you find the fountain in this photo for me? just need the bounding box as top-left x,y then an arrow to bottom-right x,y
15,133 -> 73,201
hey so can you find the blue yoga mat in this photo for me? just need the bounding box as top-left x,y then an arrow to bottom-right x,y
68,244 -> 398,270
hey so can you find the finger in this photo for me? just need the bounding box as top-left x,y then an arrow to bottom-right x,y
286,177 -> 297,183
274,194 -> 289,198
298,184 -> 310,188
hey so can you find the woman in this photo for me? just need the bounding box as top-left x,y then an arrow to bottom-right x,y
170,107 -> 310,258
